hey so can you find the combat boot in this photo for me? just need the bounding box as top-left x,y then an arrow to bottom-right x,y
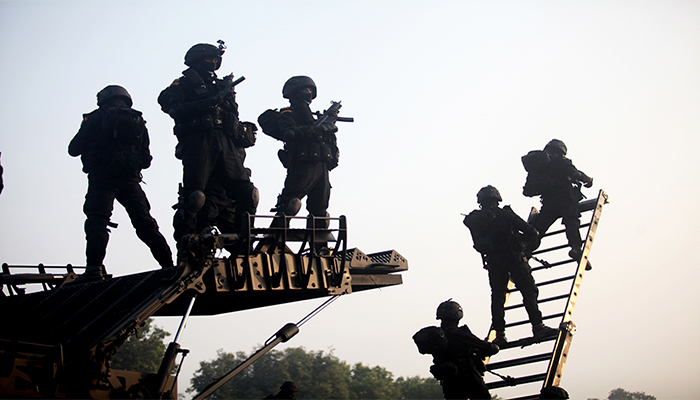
568,248 -> 592,271
532,323 -> 559,339
492,331 -> 508,348
63,265 -> 109,287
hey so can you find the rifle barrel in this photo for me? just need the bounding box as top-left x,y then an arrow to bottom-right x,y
231,76 -> 245,86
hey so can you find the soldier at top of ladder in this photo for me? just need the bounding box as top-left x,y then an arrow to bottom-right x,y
521,139 -> 594,266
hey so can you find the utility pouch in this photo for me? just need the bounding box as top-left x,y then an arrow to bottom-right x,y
321,144 -> 339,170
278,149 -> 290,168
296,143 -> 310,162
429,362 -> 458,380
308,142 -> 321,161
187,114 -> 214,129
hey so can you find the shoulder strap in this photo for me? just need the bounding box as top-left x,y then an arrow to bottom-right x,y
182,68 -> 211,98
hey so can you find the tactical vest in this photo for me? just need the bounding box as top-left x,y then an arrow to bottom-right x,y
277,107 -> 339,170
81,107 -> 147,177
175,69 -> 238,135
465,206 -> 527,259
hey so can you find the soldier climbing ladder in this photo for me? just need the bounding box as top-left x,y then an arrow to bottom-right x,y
484,189 -> 608,400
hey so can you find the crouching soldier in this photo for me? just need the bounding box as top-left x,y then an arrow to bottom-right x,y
414,300 -> 499,399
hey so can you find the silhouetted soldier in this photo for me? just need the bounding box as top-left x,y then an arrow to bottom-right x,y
433,300 -> 499,399
68,85 -> 173,283
158,41 -> 258,246
269,76 -> 339,250
464,186 -> 558,347
525,139 -> 593,262
264,381 -> 297,399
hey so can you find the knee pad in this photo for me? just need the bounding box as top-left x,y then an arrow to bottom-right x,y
251,186 -> 260,209
186,190 -> 206,213
285,198 -> 302,216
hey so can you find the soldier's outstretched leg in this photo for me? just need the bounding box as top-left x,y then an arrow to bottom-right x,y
118,181 -> 173,268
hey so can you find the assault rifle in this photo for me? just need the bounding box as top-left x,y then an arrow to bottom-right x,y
313,101 -> 354,127
218,74 -> 246,99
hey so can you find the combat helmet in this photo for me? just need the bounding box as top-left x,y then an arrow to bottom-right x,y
476,185 -> 502,204
544,139 -> 567,156
436,299 -> 463,321
184,40 -> 225,70
283,75 -> 317,99
97,85 -> 132,108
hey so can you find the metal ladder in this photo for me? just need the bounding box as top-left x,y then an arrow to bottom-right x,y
484,189 -> 608,399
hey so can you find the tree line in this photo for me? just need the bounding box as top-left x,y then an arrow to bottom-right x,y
186,347 -> 442,399
111,319 -> 655,400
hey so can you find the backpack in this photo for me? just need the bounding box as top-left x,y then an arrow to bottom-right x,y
463,209 -> 496,255
102,107 -> 146,145
521,150 -> 555,197
258,109 -> 284,141
412,326 -> 448,356
521,150 -> 550,173
85,108 -> 146,176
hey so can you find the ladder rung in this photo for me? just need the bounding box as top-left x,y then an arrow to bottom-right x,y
535,275 -> 575,288
494,334 -> 558,349
487,352 -> 552,370
532,243 -> 569,255
531,259 -> 576,273
541,222 -> 591,238
578,198 -> 599,212
487,373 -> 547,389
507,275 -> 575,294
504,294 -> 569,311
505,313 -> 564,328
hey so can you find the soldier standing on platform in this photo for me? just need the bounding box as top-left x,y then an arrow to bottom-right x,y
158,41 -> 258,246
68,85 -> 173,284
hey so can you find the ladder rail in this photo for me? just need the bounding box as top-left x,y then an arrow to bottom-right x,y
542,190 -> 607,387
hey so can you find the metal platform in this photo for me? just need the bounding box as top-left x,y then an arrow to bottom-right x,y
0,214 -> 407,399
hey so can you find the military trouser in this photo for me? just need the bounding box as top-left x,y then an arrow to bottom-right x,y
441,370 -> 491,399
531,196 -> 582,251
196,177 -> 239,234
487,256 -> 543,333
175,129 -> 257,243
271,160 -> 330,228
83,174 -> 173,269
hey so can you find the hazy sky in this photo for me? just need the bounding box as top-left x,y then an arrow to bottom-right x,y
1,1 -> 699,399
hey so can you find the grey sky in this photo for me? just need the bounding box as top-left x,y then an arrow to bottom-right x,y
1,1 -> 699,399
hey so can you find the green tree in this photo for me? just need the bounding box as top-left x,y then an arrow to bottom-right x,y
111,318 -> 171,373
188,347 -> 352,399
188,346 -> 449,399
394,376 -> 442,399
349,363 -> 401,399
608,388 -> 656,400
